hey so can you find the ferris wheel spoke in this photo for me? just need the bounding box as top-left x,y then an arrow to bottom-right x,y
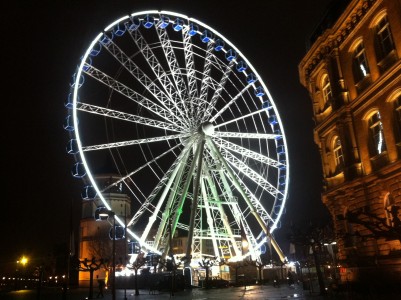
214,131 -> 280,140
83,65 -> 185,127
201,60 -> 235,122
182,27 -> 199,101
218,145 -> 280,198
127,138 -> 196,227
214,107 -> 267,129
155,26 -> 189,105
198,43 -> 214,102
233,174 -> 275,224
205,136 -> 285,263
127,28 -> 186,111
102,142 -> 184,209
212,137 -> 284,169
209,161 -> 274,232
202,165 -> 242,257
82,133 -> 189,152
153,156 -> 192,252
76,102 -> 183,132
206,137 -> 276,221
101,39 -> 189,126
199,178 -> 221,257
209,83 -> 254,123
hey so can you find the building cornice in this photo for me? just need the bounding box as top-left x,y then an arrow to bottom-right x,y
299,0 -> 377,86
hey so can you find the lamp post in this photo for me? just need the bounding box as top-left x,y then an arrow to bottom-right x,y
310,239 -> 326,295
97,208 -> 116,300
17,256 -> 28,290
111,212 -> 116,300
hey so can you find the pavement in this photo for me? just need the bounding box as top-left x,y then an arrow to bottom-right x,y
0,284 -> 340,300
3,283 -> 401,300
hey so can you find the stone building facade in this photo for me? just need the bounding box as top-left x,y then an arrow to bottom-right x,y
298,0 -> 401,282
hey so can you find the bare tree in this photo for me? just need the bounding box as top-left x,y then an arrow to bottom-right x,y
341,206 -> 401,242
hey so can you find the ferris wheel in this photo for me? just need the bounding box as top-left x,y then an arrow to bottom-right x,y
65,10 -> 289,264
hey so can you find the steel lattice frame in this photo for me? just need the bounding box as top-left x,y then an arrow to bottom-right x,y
65,10 -> 289,265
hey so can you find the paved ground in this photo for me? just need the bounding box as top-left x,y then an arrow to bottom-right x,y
0,284 -> 332,300
2,283 -> 401,300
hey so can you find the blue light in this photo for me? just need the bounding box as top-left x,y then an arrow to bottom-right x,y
274,129 -> 282,140
225,49 -> 237,61
188,23 -> 198,36
247,73 -> 256,84
100,33 -> 113,45
82,56 -> 92,71
214,39 -> 224,51
201,30 -> 213,43
255,86 -> 264,97
90,43 -> 101,57
236,61 -> 247,72
143,15 -> 154,29
262,100 -> 272,110
113,23 -> 126,36
125,17 -> 141,31
158,16 -> 170,29
268,115 -> 278,125
173,18 -> 184,31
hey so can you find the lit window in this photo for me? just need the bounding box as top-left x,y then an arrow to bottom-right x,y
368,111 -> 386,155
353,42 -> 370,82
395,96 -> 401,141
333,137 -> 344,169
375,16 -> 395,60
322,75 -> 332,105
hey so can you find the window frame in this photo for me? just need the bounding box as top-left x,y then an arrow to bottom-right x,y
375,15 -> 395,61
395,96 -> 401,141
353,42 -> 370,83
368,111 -> 387,156
333,137 -> 344,171
322,74 -> 332,106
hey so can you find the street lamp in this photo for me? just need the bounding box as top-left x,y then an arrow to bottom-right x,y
20,256 -> 28,267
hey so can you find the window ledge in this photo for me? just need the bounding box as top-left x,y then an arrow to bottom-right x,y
355,74 -> 371,93
377,50 -> 398,72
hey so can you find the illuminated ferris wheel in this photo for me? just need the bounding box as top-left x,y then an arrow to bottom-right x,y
65,10 -> 289,264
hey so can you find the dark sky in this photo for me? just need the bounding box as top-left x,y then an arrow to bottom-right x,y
2,0 -> 333,265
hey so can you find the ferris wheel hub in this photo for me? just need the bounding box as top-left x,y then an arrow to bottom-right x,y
201,122 -> 214,136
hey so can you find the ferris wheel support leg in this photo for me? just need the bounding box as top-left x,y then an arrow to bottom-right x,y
262,228 -> 287,263
185,139 -> 206,265
206,137 -> 287,263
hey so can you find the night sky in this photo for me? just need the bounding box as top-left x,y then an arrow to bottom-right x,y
3,0 -> 332,267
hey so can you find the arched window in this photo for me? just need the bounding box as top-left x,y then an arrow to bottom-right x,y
322,74 -> 332,107
384,193 -> 394,226
375,15 -> 395,61
333,137 -> 344,171
352,42 -> 370,83
368,111 -> 386,156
